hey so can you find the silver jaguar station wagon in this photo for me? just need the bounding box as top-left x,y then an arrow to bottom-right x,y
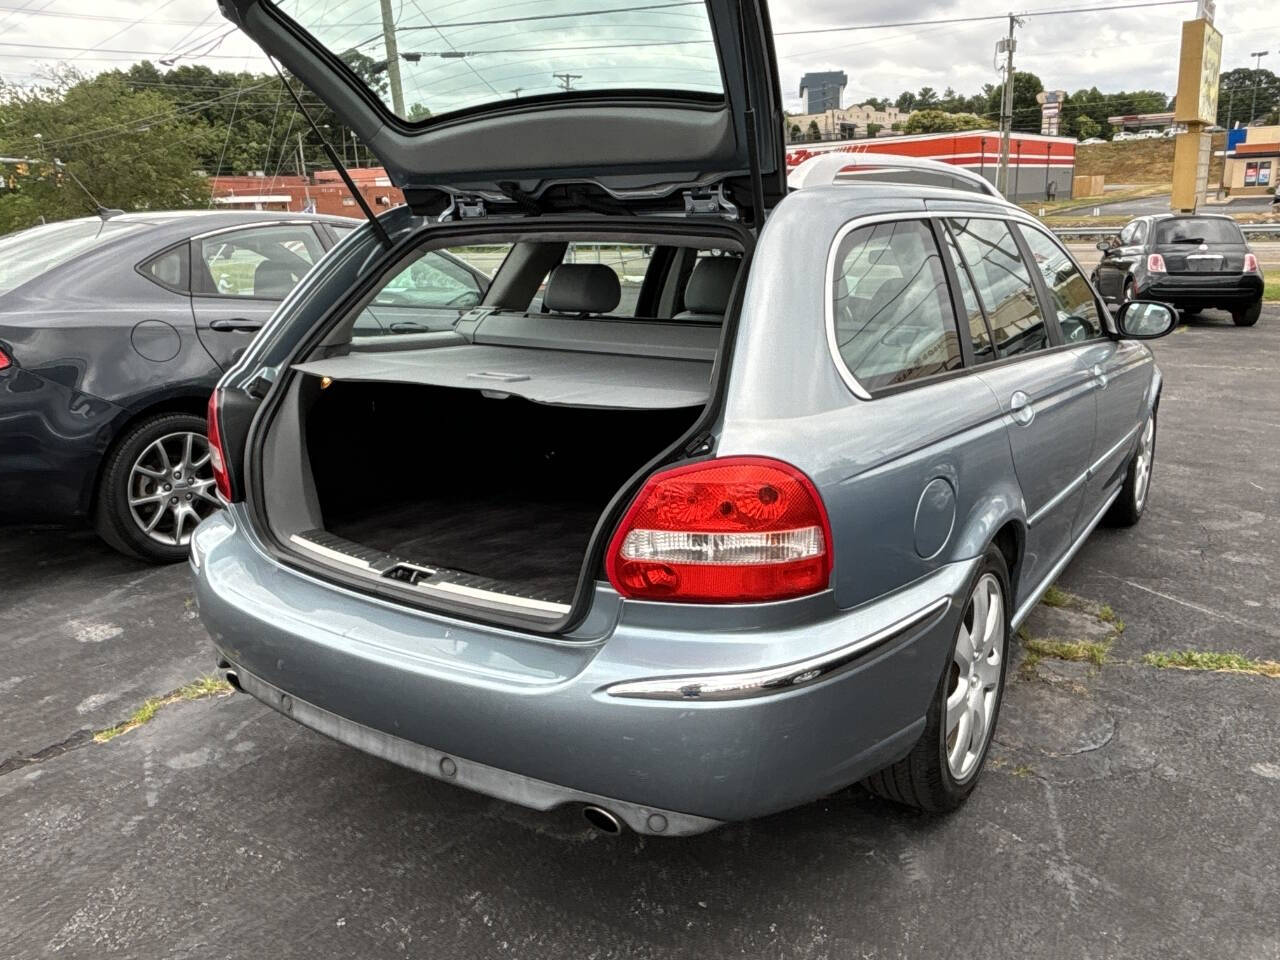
193,0 -> 1176,835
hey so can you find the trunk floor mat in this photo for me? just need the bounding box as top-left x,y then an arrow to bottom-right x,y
326,497 -> 602,603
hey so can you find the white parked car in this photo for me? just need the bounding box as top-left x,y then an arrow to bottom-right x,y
1113,131 -> 1137,142
1079,137 -> 1105,145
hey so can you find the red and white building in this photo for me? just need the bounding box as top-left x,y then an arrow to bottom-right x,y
209,167 -> 405,217
785,130 -> 1077,202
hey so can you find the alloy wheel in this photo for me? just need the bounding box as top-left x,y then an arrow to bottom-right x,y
945,573 -> 1005,781
126,431 -> 219,546
1133,415 -> 1155,511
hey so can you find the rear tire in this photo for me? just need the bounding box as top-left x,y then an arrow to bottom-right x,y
94,412 -> 220,563
863,546 -> 1010,812
1231,299 -> 1262,327
1105,408 -> 1156,527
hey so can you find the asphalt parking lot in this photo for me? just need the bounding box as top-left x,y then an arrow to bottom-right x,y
3,306 -> 1279,960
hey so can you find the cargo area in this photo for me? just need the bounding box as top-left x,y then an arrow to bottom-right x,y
289,379 -> 701,608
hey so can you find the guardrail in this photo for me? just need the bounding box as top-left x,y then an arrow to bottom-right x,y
1051,223 -> 1280,238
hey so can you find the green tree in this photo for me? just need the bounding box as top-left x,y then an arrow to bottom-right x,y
916,86 -> 939,108
987,71 -> 1045,131
807,119 -> 821,141
895,90 -> 917,112
903,110 -> 985,134
0,73 -> 210,232
1074,115 -> 1100,140
866,122 -> 883,138
1217,67 -> 1279,127
789,123 -> 802,141
406,102 -> 432,122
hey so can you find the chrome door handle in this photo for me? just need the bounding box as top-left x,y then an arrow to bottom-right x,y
1092,363 -> 1108,389
1009,391 -> 1035,426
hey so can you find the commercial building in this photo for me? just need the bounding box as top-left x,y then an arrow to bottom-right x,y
785,130 -> 1078,203
208,167 -> 404,215
1221,125 -> 1279,195
798,71 -> 847,113
786,103 -> 914,142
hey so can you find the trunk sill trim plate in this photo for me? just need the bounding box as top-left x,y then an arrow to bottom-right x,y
288,532 -> 571,618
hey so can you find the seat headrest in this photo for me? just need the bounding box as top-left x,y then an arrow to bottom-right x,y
683,257 -> 738,316
543,263 -> 621,315
253,259 -> 298,298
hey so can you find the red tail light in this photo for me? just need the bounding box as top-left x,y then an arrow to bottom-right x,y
1147,253 -> 1166,273
0,346 -> 11,371
207,388 -> 232,501
1244,253 -> 1259,273
606,456 -> 832,603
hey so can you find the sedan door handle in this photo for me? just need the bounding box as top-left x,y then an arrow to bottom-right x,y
1091,363 -> 1109,389
1009,390 -> 1035,426
209,318 -> 264,332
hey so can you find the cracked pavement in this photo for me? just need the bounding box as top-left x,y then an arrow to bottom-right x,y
2,306 -> 1279,959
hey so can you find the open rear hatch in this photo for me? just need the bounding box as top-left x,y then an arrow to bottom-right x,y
217,0 -> 786,219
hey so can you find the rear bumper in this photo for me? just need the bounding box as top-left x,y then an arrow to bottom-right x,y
1140,273 -> 1263,306
192,505 -> 975,830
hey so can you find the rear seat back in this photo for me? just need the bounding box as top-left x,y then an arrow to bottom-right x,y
674,257 -> 739,322
543,263 -> 621,316
473,312 -> 719,362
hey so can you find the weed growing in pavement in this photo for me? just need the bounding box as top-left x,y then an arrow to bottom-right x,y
1142,651 -> 1280,678
94,676 -> 233,743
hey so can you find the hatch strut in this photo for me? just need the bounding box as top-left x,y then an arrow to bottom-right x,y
735,0 -> 767,228
268,58 -> 393,250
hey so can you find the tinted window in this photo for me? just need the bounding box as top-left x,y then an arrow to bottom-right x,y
1155,218 -> 1244,245
941,227 -> 996,362
374,252 -> 482,309
273,0 -> 724,122
832,219 -> 962,391
1019,227 -> 1104,342
948,218 -> 1048,358
0,218 -> 145,295
141,247 -> 186,290
197,225 -> 323,299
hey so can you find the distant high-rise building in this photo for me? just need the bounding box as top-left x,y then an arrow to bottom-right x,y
799,71 -> 848,113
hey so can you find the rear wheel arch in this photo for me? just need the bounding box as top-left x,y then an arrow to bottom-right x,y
991,520 -> 1024,603
87,393 -> 211,517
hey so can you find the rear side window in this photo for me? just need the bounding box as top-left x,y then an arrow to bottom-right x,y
831,219 -> 963,391
140,246 -> 188,292
1155,218 -> 1243,245
947,218 -> 1049,358
1018,227 -> 1104,342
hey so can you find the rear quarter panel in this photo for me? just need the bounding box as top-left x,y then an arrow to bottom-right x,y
719,188 -> 1025,610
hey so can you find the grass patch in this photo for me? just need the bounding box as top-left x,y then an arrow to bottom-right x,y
1040,585 -> 1073,608
1142,651 -> 1280,678
1265,278 -> 1280,303
94,676 -> 233,743
1023,636 -> 1111,667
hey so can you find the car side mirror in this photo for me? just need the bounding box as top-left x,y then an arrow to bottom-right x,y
1095,238 -> 1118,252
1117,300 -> 1176,339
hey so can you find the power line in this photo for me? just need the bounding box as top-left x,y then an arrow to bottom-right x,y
773,0 -> 1194,36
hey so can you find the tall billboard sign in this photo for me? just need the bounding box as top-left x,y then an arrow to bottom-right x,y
1171,17 -> 1222,211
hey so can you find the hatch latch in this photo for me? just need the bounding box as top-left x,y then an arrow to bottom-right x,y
682,184 -> 738,219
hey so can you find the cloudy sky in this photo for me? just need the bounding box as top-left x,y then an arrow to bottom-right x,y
1,0 -> 1276,114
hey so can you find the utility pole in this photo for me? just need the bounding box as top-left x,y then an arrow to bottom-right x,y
510,88 -> 522,98
995,13 -> 1022,197
553,73 -> 581,91
1249,50 -> 1270,124
297,130 -> 314,211
379,0 -> 405,116
1225,85 -> 1235,128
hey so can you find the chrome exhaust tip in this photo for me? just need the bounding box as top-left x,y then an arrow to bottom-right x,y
582,805 -> 623,835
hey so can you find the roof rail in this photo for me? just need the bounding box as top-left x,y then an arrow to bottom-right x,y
787,151 -> 1004,199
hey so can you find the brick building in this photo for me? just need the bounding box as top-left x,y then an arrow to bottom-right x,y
209,167 -> 405,216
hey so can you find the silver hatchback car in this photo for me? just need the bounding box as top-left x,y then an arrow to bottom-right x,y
193,0 -> 1176,835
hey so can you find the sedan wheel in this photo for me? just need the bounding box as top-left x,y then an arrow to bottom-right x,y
945,573 -> 1005,781
1132,415 -> 1155,512
95,411 -> 221,563
127,431 -> 219,547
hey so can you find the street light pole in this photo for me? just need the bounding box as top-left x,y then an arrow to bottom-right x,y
1248,50 -> 1270,124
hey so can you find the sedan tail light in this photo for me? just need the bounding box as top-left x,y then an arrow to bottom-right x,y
0,346 -> 11,371
606,456 -> 832,603
1147,253 -> 1167,273
207,388 -> 233,501
1244,253 -> 1259,273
